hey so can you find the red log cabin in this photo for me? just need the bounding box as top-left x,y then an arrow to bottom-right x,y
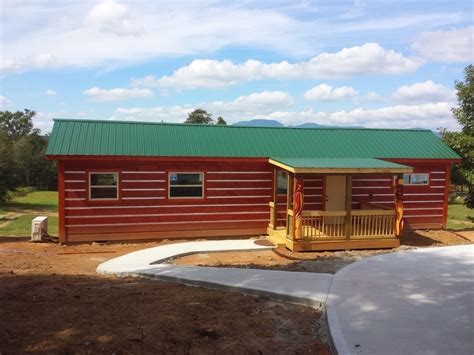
46,119 -> 461,251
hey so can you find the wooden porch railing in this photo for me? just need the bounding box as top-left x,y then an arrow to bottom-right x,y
351,210 -> 395,238
299,209 -> 396,240
301,210 -> 347,238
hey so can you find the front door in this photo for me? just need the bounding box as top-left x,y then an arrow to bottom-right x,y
325,176 -> 346,211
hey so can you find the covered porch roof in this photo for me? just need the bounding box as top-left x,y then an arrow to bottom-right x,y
269,157 -> 413,174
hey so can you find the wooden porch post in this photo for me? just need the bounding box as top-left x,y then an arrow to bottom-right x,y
269,168 -> 278,229
394,175 -> 404,237
293,175 -> 304,239
344,175 -> 352,239
286,172 -> 293,238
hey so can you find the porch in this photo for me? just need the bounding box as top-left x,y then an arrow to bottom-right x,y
266,157 -> 412,251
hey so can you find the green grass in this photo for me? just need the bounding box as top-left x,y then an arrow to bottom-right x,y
447,201 -> 474,230
1,214 -> 58,237
4,191 -> 58,212
0,191 -> 58,237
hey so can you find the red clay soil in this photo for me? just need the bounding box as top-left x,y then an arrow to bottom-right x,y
0,238 -> 332,354
172,230 -> 474,274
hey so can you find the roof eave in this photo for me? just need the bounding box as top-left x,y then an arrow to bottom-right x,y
268,158 -> 414,174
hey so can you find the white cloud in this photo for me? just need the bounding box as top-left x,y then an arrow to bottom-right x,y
34,111 -> 61,133
304,84 -> 358,101
412,26 -> 474,62
0,1 -> 317,74
207,91 -> 293,118
229,91 -> 293,107
0,95 -> 12,109
343,12 -> 466,32
392,81 -> 455,104
113,90 -> 458,131
85,0 -> 142,36
42,89 -> 57,96
366,92 -> 382,101
116,91 -> 293,122
115,106 -> 190,123
265,102 -> 458,130
2,1 -> 469,75
83,87 -> 154,102
87,1 -> 127,22
133,43 -> 422,90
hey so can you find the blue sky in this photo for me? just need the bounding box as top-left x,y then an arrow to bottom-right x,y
0,0 -> 472,133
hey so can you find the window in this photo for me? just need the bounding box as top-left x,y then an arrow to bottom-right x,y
169,173 -> 203,198
403,173 -> 429,185
277,171 -> 288,195
89,173 -> 118,200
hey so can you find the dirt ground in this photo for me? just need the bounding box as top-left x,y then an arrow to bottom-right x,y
0,238 -> 331,354
172,230 -> 474,274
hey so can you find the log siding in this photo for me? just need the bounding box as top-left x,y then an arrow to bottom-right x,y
61,160 -> 272,242
59,159 -> 450,242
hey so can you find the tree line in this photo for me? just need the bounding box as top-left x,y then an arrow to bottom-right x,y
441,65 -> 473,208
0,110 -> 57,200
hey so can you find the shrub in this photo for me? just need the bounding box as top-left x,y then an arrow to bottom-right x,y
5,186 -> 36,201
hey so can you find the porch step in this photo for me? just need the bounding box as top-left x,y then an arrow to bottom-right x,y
266,235 -> 286,248
266,226 -> 287,248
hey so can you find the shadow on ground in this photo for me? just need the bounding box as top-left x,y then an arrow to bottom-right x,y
0,237 -> 31,244
401,229 -> 473,247
0,201 -> 57,213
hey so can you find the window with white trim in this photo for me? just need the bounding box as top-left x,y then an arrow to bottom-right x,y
169,173 -> 204,198
277,171 -> 288,195
89,173 -> 119,200
403,173 -> 429,185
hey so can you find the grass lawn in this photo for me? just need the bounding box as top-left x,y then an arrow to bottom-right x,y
447,201 -> 473,230
0,191 -> 58,237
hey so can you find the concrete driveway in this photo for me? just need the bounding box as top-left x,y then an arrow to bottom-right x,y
327,245 -> 474,355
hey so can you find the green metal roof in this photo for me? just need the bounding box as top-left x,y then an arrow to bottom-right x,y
269,157 -> 413,173
47,119 -> 460,160
270,157 -> 412,170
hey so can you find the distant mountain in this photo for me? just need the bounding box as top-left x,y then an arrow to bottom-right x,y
232,119 -> 358,129
410,127 -> 442,137
232,119 -> 284,127
292,122 -> 328,128
231,119 -> 438,133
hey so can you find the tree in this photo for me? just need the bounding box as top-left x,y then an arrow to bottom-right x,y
184,109 -> 227,125
0,109 -> 58,197
442,65 -> 474,208
216,116 -> 227,125
0,109 -> 38,138
452,64 -> 474,136
13,133 -> 46,187
185,109 -> 213,124
0,129 -> 15,200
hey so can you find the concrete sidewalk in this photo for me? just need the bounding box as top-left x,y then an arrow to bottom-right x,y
327,245 -> 474,355
97,239 -> 273,274
97,239 -> 334,306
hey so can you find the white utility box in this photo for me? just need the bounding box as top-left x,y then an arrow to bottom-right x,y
31,216 -> 48,242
